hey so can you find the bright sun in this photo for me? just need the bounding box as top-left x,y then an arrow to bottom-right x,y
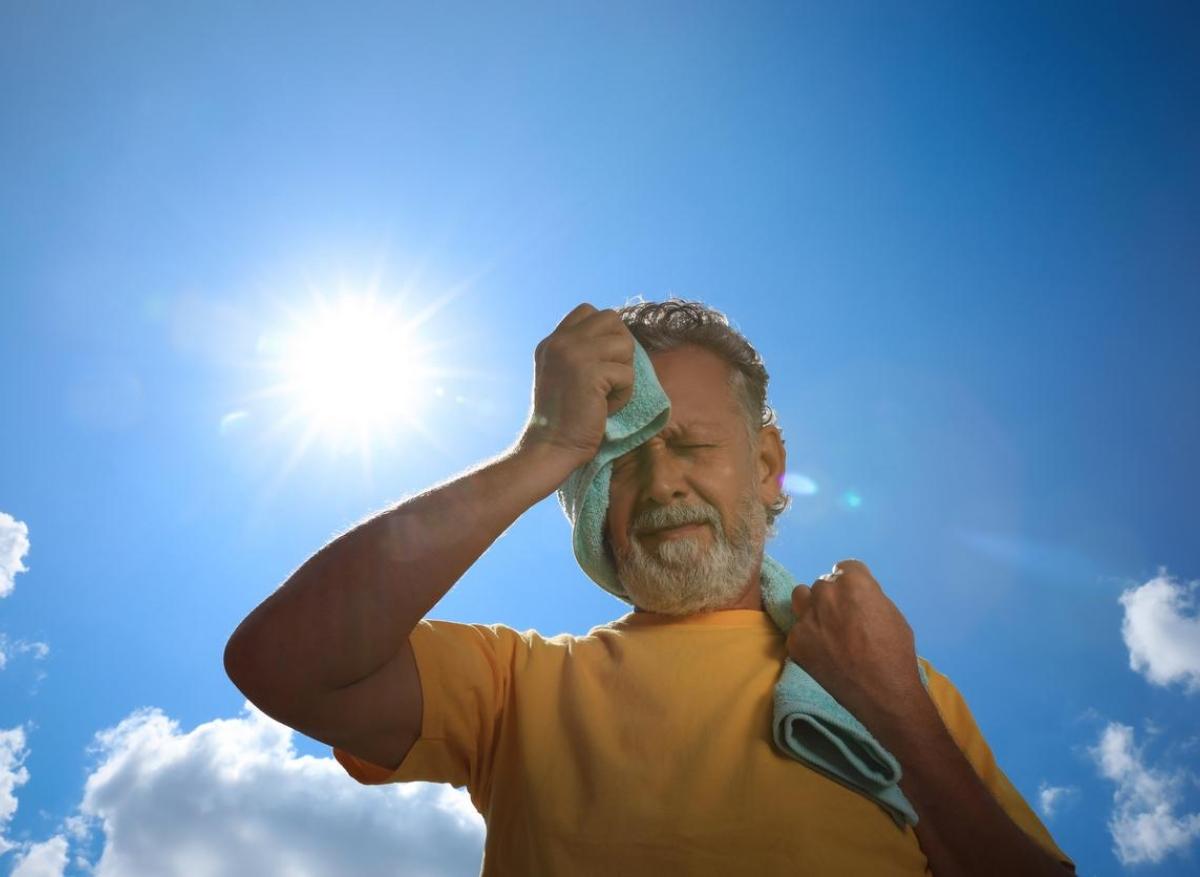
256,291 -> 441,458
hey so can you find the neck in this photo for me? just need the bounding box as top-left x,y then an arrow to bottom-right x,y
632,565 -> 766,614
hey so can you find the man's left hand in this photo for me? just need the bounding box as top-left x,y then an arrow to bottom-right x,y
786,559 -> 926,732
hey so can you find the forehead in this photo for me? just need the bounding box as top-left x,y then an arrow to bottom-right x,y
649,345 -> 743,427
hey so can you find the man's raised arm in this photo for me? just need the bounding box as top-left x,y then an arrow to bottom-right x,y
222,303 -> 636,764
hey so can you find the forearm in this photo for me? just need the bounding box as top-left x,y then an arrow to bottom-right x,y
870,692 -> 1069,876
224,441 -> 573,700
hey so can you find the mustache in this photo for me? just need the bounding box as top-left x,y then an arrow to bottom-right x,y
633,503 -> 720,535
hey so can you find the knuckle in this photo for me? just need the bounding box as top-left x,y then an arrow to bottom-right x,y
545,335 -> 571,358
835,558 -> 872,580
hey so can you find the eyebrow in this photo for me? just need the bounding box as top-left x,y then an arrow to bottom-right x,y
661,421 -> 725,435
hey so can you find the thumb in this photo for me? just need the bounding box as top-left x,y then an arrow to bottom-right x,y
606,383 -> 633,416
791,583 -> 812,619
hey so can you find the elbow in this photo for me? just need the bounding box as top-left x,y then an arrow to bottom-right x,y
222,628 -> 308,728
223,636 -> 281,721
223,627 -> 260,696
222,636 -> 242,685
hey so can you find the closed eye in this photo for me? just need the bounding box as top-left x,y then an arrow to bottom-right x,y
612,443 -> 716,471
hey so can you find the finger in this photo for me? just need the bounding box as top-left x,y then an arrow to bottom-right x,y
811,573 -> 837,595
598,363 -> 636,414
586,331 -> 635,365
538,315 -> 632,369
555,302 -> 599,331
791,584 -> 811,618
833,558 -> 881,592
572,307 -> 630,340
551,331 -> 634,368
833,558 -> 868,575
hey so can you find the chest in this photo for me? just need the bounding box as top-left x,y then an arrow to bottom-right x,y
484,640 -> 930,875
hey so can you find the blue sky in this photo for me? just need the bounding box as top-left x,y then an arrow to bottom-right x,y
2,2 -> 1199,874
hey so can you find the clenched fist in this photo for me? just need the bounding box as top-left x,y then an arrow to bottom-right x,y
786,559 -> 925,732
514,303 -> 638,474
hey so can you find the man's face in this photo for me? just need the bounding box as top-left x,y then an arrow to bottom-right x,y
604,344 -> 781,615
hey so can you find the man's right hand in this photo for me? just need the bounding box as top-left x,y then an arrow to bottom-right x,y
515,303 -> 637,474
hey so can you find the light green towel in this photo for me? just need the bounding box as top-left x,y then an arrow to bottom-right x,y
556,338 -> 928,828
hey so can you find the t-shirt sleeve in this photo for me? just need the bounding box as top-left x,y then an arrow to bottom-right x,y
918,657 -> 1075,872
332,618 -> 526,813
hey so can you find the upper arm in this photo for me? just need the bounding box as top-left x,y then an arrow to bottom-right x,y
328,619 -> 523,809
291,635 -> 425,773
919,658 -> 1076,872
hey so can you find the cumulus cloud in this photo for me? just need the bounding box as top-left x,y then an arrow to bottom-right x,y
1119,569 -> 1200,693
9,835 -> 69,877
1036,782 -> 1077,820
0,725 -> 31,856
0,511 -> 31,599
1089,722 -> 1200,865
70,700 -> 484,876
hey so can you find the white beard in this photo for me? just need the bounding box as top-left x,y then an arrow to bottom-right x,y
610,486 -> 767,616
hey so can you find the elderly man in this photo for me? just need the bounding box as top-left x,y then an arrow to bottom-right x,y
225,299 -> 1075,875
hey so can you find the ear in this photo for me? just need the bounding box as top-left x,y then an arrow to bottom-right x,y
753,424 -> 787,509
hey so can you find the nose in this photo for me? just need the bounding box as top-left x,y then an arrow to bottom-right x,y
635,440 -> 691,508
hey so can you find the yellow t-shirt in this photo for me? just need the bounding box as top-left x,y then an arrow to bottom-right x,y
334,608 -> 1074,875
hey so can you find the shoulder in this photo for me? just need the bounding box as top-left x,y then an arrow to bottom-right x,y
411,617 -> 591,657
916,655 -> 963,712
915,655 -> 1005,778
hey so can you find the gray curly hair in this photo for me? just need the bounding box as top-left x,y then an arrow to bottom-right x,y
617,296 -> 791,527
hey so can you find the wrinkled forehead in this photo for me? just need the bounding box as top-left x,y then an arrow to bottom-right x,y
649,346 -> 745,423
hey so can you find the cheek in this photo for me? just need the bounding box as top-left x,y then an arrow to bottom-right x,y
607,480 -> 636,530
699,460 -> 743,500
703,464 -> 757,525
604,505 -> 630,553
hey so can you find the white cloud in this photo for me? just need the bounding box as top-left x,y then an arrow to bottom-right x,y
1119,569 -> 1200,693
0,511 -> 31,599
0,635 -> 51,672
71,700 -> 484,876
1036,782 -> 1077,820
0,725 -> 31,856
9,835 -> 69,877
1089,722 -> 1200,865
0,513 -> 47,680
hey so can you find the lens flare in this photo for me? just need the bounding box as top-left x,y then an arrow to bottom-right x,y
783,472 -> 819,496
